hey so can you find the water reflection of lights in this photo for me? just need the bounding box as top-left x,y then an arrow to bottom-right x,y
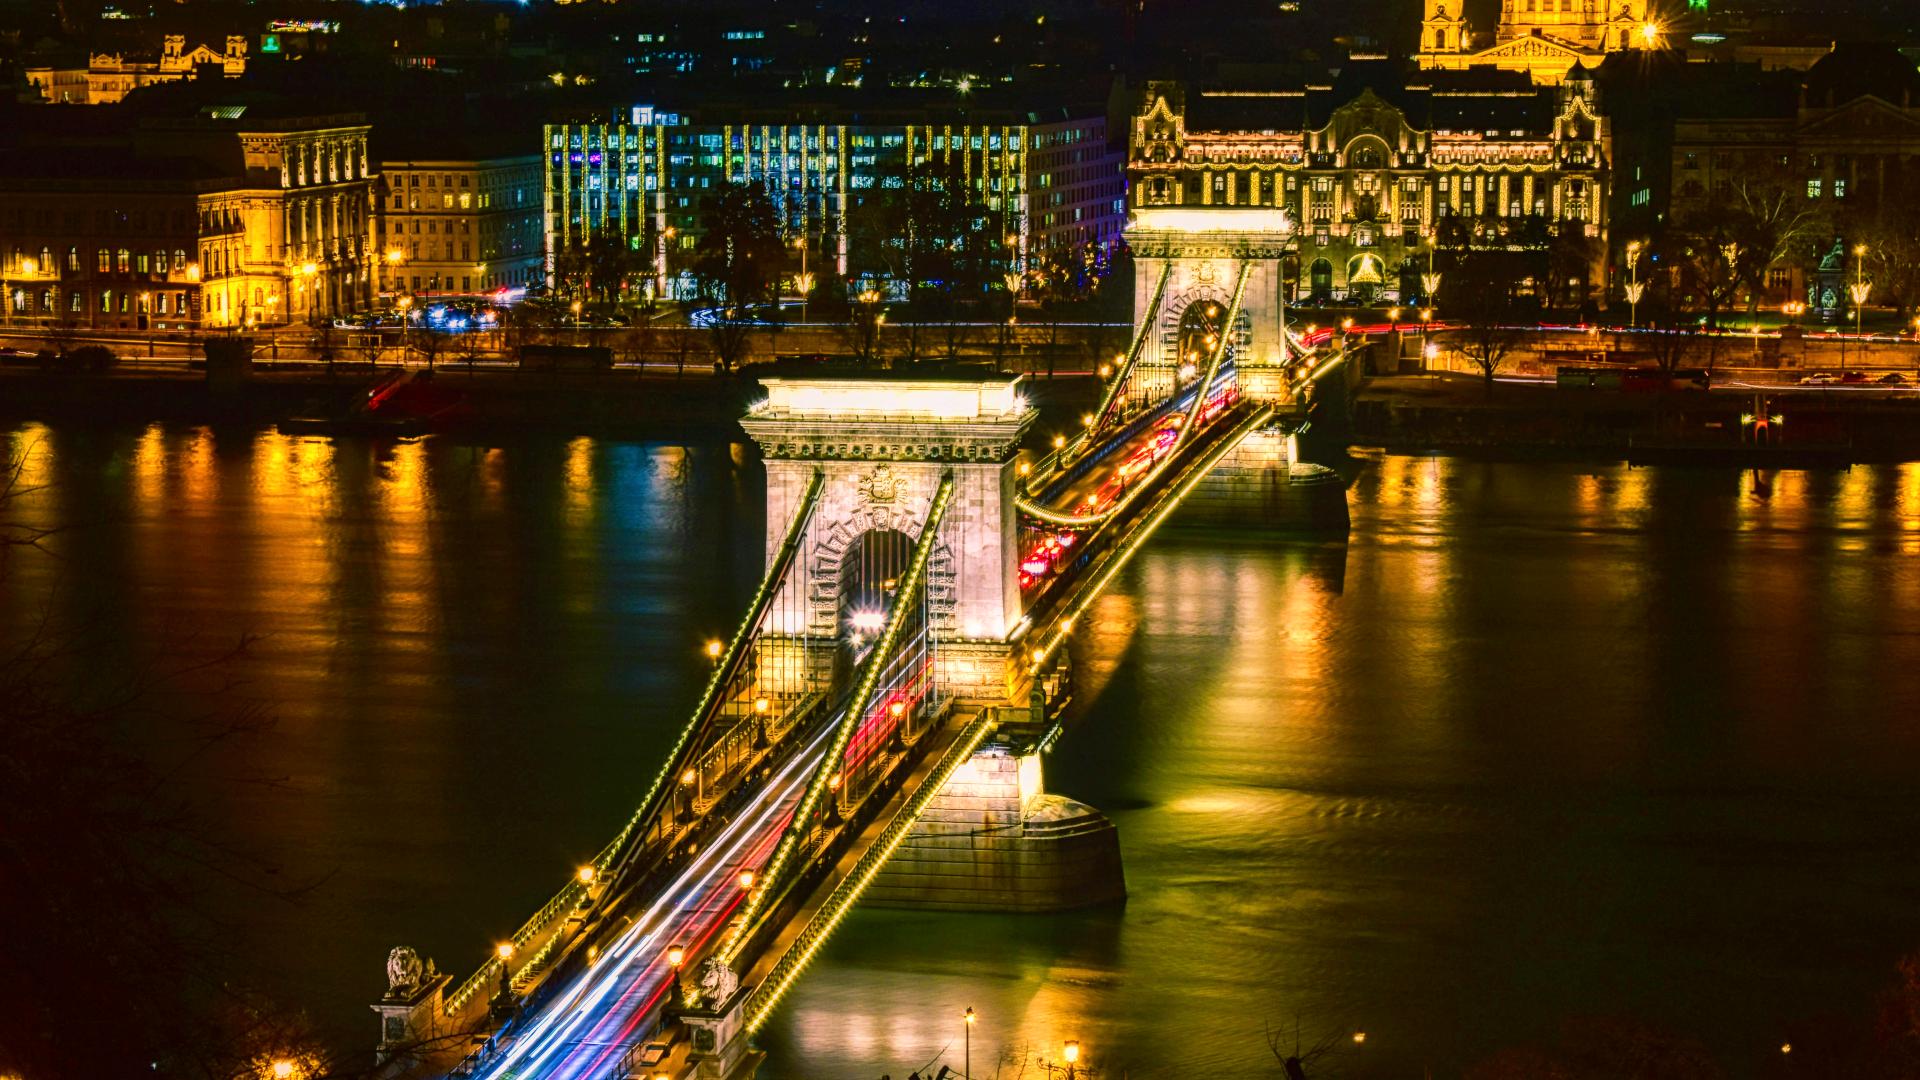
565,435 -> 595,517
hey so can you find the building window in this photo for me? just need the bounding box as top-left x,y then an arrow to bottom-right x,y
98,249 -> 110,273
1834,179 -> 1847,199
67,247 -> 79,271
1807,178 -> 1823,198
116,249 -> 129,273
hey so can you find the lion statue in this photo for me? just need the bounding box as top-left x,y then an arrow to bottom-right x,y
695,957 -> 739,1006
386,946 -> 425,997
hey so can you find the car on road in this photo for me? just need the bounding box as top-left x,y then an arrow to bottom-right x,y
1841,371 -> 1871,384
1797,372 -> 1838,385
1878,372 -> 1909,385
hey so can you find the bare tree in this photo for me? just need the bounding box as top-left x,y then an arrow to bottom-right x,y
415,326 -> 447,371
1265,1017 -> 1344,1080
709,315 -> 754,373
1445,249 -> 1527,396
453,326 -> 485,374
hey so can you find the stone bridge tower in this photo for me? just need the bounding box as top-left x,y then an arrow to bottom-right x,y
740,371 -> 1036,704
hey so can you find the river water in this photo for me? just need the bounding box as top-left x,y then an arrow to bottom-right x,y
6,422 -> 1920,1079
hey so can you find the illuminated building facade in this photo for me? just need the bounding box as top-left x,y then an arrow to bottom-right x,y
542,106 -> 1122,295
1419,0 -> 1653,84
0,111 -> 375,330
1129,67 -> 1610,304
25,35 -> 249,105
375,156 -> 543,299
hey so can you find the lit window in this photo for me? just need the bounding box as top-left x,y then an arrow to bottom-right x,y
1807,178 -> 1822,198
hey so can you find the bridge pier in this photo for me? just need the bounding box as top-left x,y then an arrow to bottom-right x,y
866,744 -> 1125,912
1179,425 -> 1349,532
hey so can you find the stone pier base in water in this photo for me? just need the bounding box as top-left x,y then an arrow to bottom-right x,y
1179,426 -> 1350,532
867,746 -> 1125,912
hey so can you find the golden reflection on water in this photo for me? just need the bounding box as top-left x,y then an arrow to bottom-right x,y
132,423 -> 167,505
6,421 -> 54,489
565,435 -> 596,520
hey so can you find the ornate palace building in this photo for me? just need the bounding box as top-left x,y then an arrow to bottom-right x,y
1127,63 -> 1611,305
1419,0 -> 1654,84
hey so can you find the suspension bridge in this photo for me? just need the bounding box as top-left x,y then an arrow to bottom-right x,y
372,207 -> 1347,1080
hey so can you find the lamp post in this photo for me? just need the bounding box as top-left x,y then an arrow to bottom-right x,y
1063,1040 -> 1080,1080
792,234 -> 812,325
494,942 -> 515,1007
1625,241 -> 1643,328
1852,243 -> 1872,338
571,298 -> 583,333
666,944 -> 686,1011
396,295 -> 413,360
1419,307 -> 1435,372
857,288 -> 882,363
300,261 -> 319,326
658,225 -> 677,303
963,1007 -> 975,1080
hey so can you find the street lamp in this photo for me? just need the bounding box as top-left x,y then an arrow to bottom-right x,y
494,941 -> 515,1003
1852,243 -> 1872,338
659,225 -> 677,302
571,299 -> 583,331
300,261 -> 319,324
1064,1040 -> 1080,1080
792,234 -> 812,324
385,247 -> 406,298
963,1007 -> 976,1080
1625,241 -> 1644,328
270,1061 -> 296,1080
666,944 -> 686,1010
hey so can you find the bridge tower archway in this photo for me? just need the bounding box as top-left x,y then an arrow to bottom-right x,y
741,374 -> 1035,705
1129,206 -> 1296,402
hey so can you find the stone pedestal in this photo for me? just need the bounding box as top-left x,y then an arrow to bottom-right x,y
868,746 -> 1125,912
372,971 -> 451,1066
678,983 -> 764,1080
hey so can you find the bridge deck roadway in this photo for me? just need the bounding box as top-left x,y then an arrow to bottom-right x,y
736,707 -> 982,998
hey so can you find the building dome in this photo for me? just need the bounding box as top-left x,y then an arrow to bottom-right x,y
1803,43 -> 1920,109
